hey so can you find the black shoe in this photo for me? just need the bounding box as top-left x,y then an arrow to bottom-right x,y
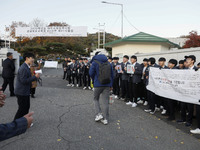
167,117 -> 175,121
31,95 -> 35,98
185,122 -> 192,127
177,120 -> 186,124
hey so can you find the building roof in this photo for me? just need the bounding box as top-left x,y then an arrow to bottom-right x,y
105,32 -> 180,48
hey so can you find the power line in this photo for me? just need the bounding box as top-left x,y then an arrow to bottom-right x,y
108,12 -> 121,33
123,13 -> 140,32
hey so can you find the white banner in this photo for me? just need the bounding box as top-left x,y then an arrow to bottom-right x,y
44,61 -> 58,68
147,67 -> 200,105
15,26 -> 87,37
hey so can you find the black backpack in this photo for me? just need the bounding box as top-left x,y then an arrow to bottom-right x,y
94,60 -> 111,84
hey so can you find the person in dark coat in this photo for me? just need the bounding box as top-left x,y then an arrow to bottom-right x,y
77,58 -> 84,87
83,58 -> 91,90
140,58 -> 149,106
111,57 -> 120,99
2,52 -> 15,96
70,58 -> 78,87
126,55 -> 142,107
89,52 -> 113,125
144,57 -> 160,114
178,55 -> 198,126
166,59 -> 178,121
120,55 -> 130,101
14,53 -> 40,121
62,57 -> 68,80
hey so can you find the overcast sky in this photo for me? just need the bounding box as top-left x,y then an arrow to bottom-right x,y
0,0 -> 200,38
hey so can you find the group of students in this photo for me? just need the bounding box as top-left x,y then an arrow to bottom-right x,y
62,57 -> 92,90
63,54 -> 200,134
110,54 -> 200,134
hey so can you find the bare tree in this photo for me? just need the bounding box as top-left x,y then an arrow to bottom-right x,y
29,18 -> 46,27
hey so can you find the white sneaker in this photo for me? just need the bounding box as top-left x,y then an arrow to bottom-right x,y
144,109 -> 151,113
137,100 -> 143,104
143,101 -> 148,106
190,128 -> 200,134
95,113 -> 103,122
132,103 -> 137,108
114,95 -> 118,99
67,84 -> 71,87
30,123 -> 34,127
88,87 -> 91,90
160,106 -> 164,109
100,119 -> 108,125
155,107 -> 160,112
161,109 -> 167,115
71,84 -> 74,87
92,88 -> 94,91
77,84 -> 79,87
150,110 -> 156,115
126,101 -> 133,105
83,87 -> 87,90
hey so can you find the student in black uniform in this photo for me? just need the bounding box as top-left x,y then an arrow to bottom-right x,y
108,57 -> 113,64
2,52 -> 15,96
62,57 -> 68,80
177,55 -> 198,126
158,57 -> 169,115
120,55 -> 130,101
166,59 -> 178,121
66,59 -> 72,86
70,58 -> 78,87
112,57 -> 120,99
144,57 -> 159,114
83,58 -> 91,90
127,55 -> 142,108
140,58 -> 149,106
177,60 -> 185,69
77,58 -> 84,87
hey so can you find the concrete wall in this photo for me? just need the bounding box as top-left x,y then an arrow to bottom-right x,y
112,42 -> 171,58
135,47 -> 200,65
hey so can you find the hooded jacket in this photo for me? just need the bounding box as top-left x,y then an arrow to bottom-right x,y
89,54 -> 113,87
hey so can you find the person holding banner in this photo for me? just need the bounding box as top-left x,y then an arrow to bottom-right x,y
144,57 -> 160,114
120,55 -> 130,101
158,57 -> 169,115
191,105 -> 200,134
177,55 -> 198,126
176,60 -> 184,69
165,59 -> 178,121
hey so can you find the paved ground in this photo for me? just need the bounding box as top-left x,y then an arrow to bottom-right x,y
0,68 -> 200,150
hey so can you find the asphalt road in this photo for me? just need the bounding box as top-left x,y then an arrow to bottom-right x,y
0,68 -> 200,150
